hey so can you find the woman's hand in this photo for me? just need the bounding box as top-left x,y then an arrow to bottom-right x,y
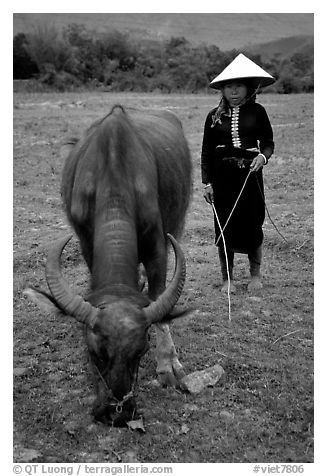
203,184 -> 214,204
250,153 -> 266,172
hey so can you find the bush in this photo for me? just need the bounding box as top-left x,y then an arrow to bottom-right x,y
13,24 -> 314,93
39,65 -> 82,91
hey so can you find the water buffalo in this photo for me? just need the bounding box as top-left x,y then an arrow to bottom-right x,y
25,105 -> 192,425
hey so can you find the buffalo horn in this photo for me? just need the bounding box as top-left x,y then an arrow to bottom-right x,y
46,234 -> 98,328
143,234 -> 186,325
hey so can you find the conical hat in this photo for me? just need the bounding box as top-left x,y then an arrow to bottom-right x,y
210,53 -> 275,89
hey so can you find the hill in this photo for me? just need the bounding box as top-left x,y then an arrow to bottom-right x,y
245,35 -> 314,62
13,12 -> 313,51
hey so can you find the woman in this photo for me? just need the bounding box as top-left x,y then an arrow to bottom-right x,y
201,53 -> 275,293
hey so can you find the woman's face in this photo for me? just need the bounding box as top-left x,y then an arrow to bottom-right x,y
222,81 -> 248,106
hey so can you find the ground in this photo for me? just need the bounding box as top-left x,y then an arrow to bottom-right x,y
13,92 -> 313,463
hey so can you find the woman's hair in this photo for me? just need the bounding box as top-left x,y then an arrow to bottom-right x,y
243,79 -> 258,100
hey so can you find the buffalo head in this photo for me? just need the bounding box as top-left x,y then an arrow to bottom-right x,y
26,234 -> 185,425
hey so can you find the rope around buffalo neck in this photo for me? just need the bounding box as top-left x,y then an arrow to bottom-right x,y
94,362 -> 137,414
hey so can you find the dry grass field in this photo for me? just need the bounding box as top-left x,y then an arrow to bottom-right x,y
13,92 -> 313,463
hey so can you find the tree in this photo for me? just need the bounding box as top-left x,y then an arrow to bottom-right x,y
97,31 -> 137,71
25,25 -> 73,76
13,33 -> 39,79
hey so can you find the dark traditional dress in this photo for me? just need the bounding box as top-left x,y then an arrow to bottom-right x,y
201,98 -> 274,252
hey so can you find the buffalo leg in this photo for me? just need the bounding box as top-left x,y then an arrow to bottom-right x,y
143,234 -> 185,387
154,322 -> 186,387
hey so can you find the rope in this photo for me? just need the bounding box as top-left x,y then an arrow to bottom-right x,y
94,362 -> 138,414
211,168 -> 254,321
254,174 -> 289,244
215,169 -> 252,246
209,164 -> 289,320
211,202 -> 232,320
214,169 -> 289,248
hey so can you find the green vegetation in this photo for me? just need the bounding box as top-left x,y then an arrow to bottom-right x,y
13,23 -> 313,93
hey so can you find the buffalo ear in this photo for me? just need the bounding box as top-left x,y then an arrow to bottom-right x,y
160,305 -> 196,323
60,139 -> 79,160
23,287 -> 63,315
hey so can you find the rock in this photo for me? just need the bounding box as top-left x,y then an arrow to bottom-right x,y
13,367 -> 30,377
146,379 -> 160,388
180,423 -> 190,434
126,418 -> 146,433
121,450 -> 140,463
209,411 -> 221,418
241,310 -> 254,317
181,364 -> 225,394
262,310 -> 272,317
246,296 -> 262,303
85,423 -> 98,433
63,421 -> 80,434
183,403 -> 199,413
14,447 -> 42,462
98,435 -> 118,450
219,410 -> 234,421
